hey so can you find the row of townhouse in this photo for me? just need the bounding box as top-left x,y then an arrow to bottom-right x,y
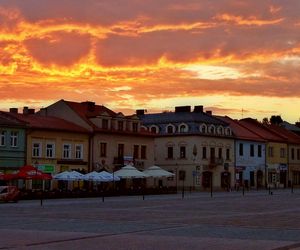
1,100 -> 300,190
0,100 -> 154,189
137,105 -> 300,190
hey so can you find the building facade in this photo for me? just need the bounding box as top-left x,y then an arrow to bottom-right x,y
139,106 -> 235,190
0,112 -> 26,174
217,116 -> 266,189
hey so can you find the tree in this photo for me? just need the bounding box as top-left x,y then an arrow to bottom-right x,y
270,115 -> 283,125
262,117 -> 269,125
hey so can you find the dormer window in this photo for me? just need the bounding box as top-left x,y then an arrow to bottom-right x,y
150,125 -> 159,134
199,124 -> 207,133
132,122 -> 138,132
208,125 -> 216,134
102,119 -> 109,129
118,121 -> 123,131
225,127 -> 232,136
179,123 -> 188,133
166,124 -> 175,134
217,126 -> 224,135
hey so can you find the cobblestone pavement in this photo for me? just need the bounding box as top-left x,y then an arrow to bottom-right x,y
1,189 -> 300,250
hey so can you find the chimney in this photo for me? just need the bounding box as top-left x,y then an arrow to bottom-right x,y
206,110 -> 212,115
194,105 -> 203,113
9,108 -> 18,114
28,108 -> 35,114
175,106 -> 191,113
23,107 -> 29,114
136,109 -> 145,116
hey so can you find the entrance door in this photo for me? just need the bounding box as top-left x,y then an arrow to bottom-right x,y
221,172 -> 231,189
250,171 -> 255,187
202,171 -> 212,188
280,170 -> 287,188
256,170 -> 263,188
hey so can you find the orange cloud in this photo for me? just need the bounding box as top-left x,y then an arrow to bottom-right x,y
0,1 -> 300,122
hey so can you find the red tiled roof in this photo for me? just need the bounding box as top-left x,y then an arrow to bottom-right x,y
267,124 -> 300,144
239,118 -> 286,142
64,100 -> 117,129
3,112 -> 89,133
216,116 -> 265,142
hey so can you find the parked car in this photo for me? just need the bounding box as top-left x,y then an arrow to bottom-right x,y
0,186 -> 19,202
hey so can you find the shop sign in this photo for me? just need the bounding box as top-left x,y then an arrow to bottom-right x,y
279,164 -> 287,171
37,164 -> 55,173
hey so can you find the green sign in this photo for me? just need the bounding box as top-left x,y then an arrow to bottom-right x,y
37,165 -> 55,173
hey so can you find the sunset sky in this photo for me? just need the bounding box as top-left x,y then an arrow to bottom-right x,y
1,0 -> 300,122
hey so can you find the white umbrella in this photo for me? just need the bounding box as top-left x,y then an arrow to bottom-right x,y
113,165 -> 148,179
83,171 -> 110,182
143,165 -> 175,178
99,171 -> 120,181
53,171 -> 84,181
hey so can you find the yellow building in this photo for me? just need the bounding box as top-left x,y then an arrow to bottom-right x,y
5,107 -> 90,189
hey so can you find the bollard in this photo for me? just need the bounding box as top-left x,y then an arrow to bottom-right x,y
292,184 -> 294,194
242,185 -> 245,196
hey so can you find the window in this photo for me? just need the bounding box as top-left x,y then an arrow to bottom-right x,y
150,126 -> 158,133
100,142 -> 107,157
133,145 -> 139,159
210,147 -> 215,159
167,146 -> 173,159
202,147 -> 207,159
75,144 -> 83,159
226,148 -> 230,160
208,125 -> 215,134
291,148 -> 295,160
179,124 -> 187,133
268,146 -> 274,157
10,131 -> 18,147
297,149 -> 300,160
0,131 -> 6,146
217,126 -> 224,135
239,143 -> 243,156
46,143 -> 55,158
102,119 -> 108,129
141,145 -> 147,159
218,148 -> 222,159
250,144 -> 254,157
132,122 -> 138,132
200,124 -> 207,133
63,144 -> 71,159
258,145 -> 262,157
225,128 -> 231,136
167,125 -> 174,134
32,142 -> 41,157
180,146 -> 186,158
118,144 -> 124,158
117,121 -> 123,131
280,148 -> 285,158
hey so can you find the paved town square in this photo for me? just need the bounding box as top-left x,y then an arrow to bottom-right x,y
1,189 -> 300,250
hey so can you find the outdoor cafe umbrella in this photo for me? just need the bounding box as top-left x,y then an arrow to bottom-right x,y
16,165 -> 52,180
82,171 -> 110,182
99,171 -> 120,181
143,165 -> 175,178
53,170 -> 84,181
113,165 -> 148,179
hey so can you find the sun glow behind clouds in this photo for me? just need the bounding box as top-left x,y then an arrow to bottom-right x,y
183,65 -> 244,80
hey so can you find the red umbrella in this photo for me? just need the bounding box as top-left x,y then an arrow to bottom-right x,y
14,165 -> 52,180
0,172 -> 17,181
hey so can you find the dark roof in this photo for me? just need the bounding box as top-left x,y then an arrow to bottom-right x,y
281,121 -> 300,132
139,111 -> 228,125
216,116 -> 265,142
239,118 -> 286,142
2,112 -> 89,133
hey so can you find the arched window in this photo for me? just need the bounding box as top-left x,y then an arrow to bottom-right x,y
217,126 -> 224,135
150,125 -> 159,134
179,123 -> 188,133
225,127 -> 232,136
199,124 -> 207,133
166,124 -> 175,134
208,125 -> 216,134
